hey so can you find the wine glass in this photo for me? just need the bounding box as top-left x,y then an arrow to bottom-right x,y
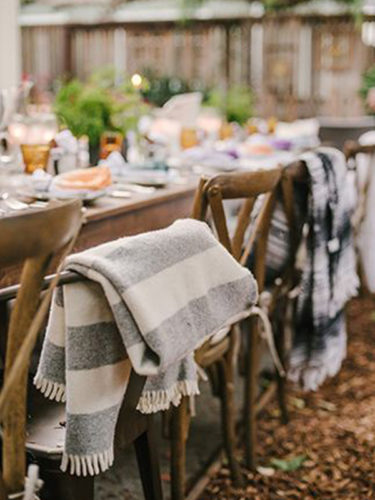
0,81 -> 33,165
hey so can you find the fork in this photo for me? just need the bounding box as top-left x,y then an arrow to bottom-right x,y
1,192 -> 29,211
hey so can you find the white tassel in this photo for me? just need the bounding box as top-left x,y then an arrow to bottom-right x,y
74,456 -> 81,477
86,456 -> 94,476
92,454 -> 100,475
81,457 -> 87,477
33,375 -> 66,403
60,449 -> 114,476
98,452 -> 107,471
61,454 -> 68,472
136,380 -> 200,414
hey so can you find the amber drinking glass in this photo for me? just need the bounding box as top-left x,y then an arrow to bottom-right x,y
267,116 -> 278,134
180,127 -> 198,150
21,144 -> 51,174
219,122 -> 233,140
100,132 -> 123,159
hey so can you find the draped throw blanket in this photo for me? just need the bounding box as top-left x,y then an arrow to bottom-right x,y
264,148 -> 359,390
35,218 -> 258,476
353,131 -> 375,292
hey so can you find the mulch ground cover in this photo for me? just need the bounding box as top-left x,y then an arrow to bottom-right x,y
200,296 -> 375,499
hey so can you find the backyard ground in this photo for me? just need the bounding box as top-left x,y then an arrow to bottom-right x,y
201,295 -> 375,500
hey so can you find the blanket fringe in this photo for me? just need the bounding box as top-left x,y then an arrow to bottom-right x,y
137,380 -> 200,414
33,374 -> 66,403
60,448 -> 114,476
288,330 -> 347,391
330,273 -> 359,317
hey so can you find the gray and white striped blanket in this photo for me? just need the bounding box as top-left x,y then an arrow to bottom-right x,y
264,148 -> 359,390
35,218 -> 257,476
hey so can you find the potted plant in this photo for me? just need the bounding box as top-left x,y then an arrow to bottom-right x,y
54,68 -> 150,164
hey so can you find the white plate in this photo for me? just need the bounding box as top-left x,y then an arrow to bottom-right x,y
114,170 -> 170,188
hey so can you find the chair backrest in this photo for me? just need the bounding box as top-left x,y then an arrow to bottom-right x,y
0,200 -> 81,267
344,140 -> 375,162
0,200 -> 82,495
343,139 -> 375,292
192,167 -> 282,292
192,162 -> 308,293
277,160 -> 309,288
344,139 -> 375,227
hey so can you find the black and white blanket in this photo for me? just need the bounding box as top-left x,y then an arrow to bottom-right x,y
264,148 -> 359,390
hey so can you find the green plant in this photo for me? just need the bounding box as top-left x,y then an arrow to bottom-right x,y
205,86 -> 254,125
141,72 -> 192,107
182,0 -> 362,14
360,65 -> 375,114
54,68 -> 150,149
54,81 -> 114,148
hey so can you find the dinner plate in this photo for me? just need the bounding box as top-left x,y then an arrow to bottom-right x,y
114,170 -> 170,188
20,188 -> 107,205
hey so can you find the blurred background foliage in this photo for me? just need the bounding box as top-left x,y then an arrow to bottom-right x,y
54,68 -> 150,148
360,65 -> 375,114
54,67 -> 255,148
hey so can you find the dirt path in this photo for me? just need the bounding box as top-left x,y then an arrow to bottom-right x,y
200,296 -> 375,499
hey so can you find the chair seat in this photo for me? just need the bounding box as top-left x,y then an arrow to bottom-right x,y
26,388 -> 65,460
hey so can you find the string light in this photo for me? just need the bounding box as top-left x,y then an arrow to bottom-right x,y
131,73 -> 142,89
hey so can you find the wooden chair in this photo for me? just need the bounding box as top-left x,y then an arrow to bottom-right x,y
0,200 -> 82,498
344,139 -> 375,293
242,160 -> 308,469
169,167 -> 284,500
0,201 -> 163,500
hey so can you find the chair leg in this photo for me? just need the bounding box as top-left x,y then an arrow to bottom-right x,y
38,458 -> 95,500
3,257 -> 49,493
275,317 -> 289,425
134,417 -> 163,500
60,475 -> 95,500
170,396 -> 189,500
244,317 -> 259,470
217,358 -> 243,487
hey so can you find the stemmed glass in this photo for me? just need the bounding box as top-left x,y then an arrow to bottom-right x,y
0,81 -> 33,166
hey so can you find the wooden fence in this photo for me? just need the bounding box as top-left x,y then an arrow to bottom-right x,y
21,14 -> 375,119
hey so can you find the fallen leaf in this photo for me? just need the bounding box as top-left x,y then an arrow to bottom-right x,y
318,400 -> 337,412
256,466 -> 275,476
270,455 -> 307,472
291,397 -> 306,409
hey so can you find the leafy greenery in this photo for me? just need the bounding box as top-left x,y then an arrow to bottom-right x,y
205,86 -> 254,124
141,72 -> 193,107
270,455 -> 307,472
262,0 -> 360,10
182,0 -> 362,13
54,68 -> 150,148
360,65 -> 375,115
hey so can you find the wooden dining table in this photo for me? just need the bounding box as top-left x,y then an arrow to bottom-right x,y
0,179 -> 198,289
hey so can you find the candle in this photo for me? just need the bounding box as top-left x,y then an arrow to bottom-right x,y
8,113 -> 58,145
8,121 -> 28,144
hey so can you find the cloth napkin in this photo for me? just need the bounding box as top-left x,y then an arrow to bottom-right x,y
34,219 -> 257,476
